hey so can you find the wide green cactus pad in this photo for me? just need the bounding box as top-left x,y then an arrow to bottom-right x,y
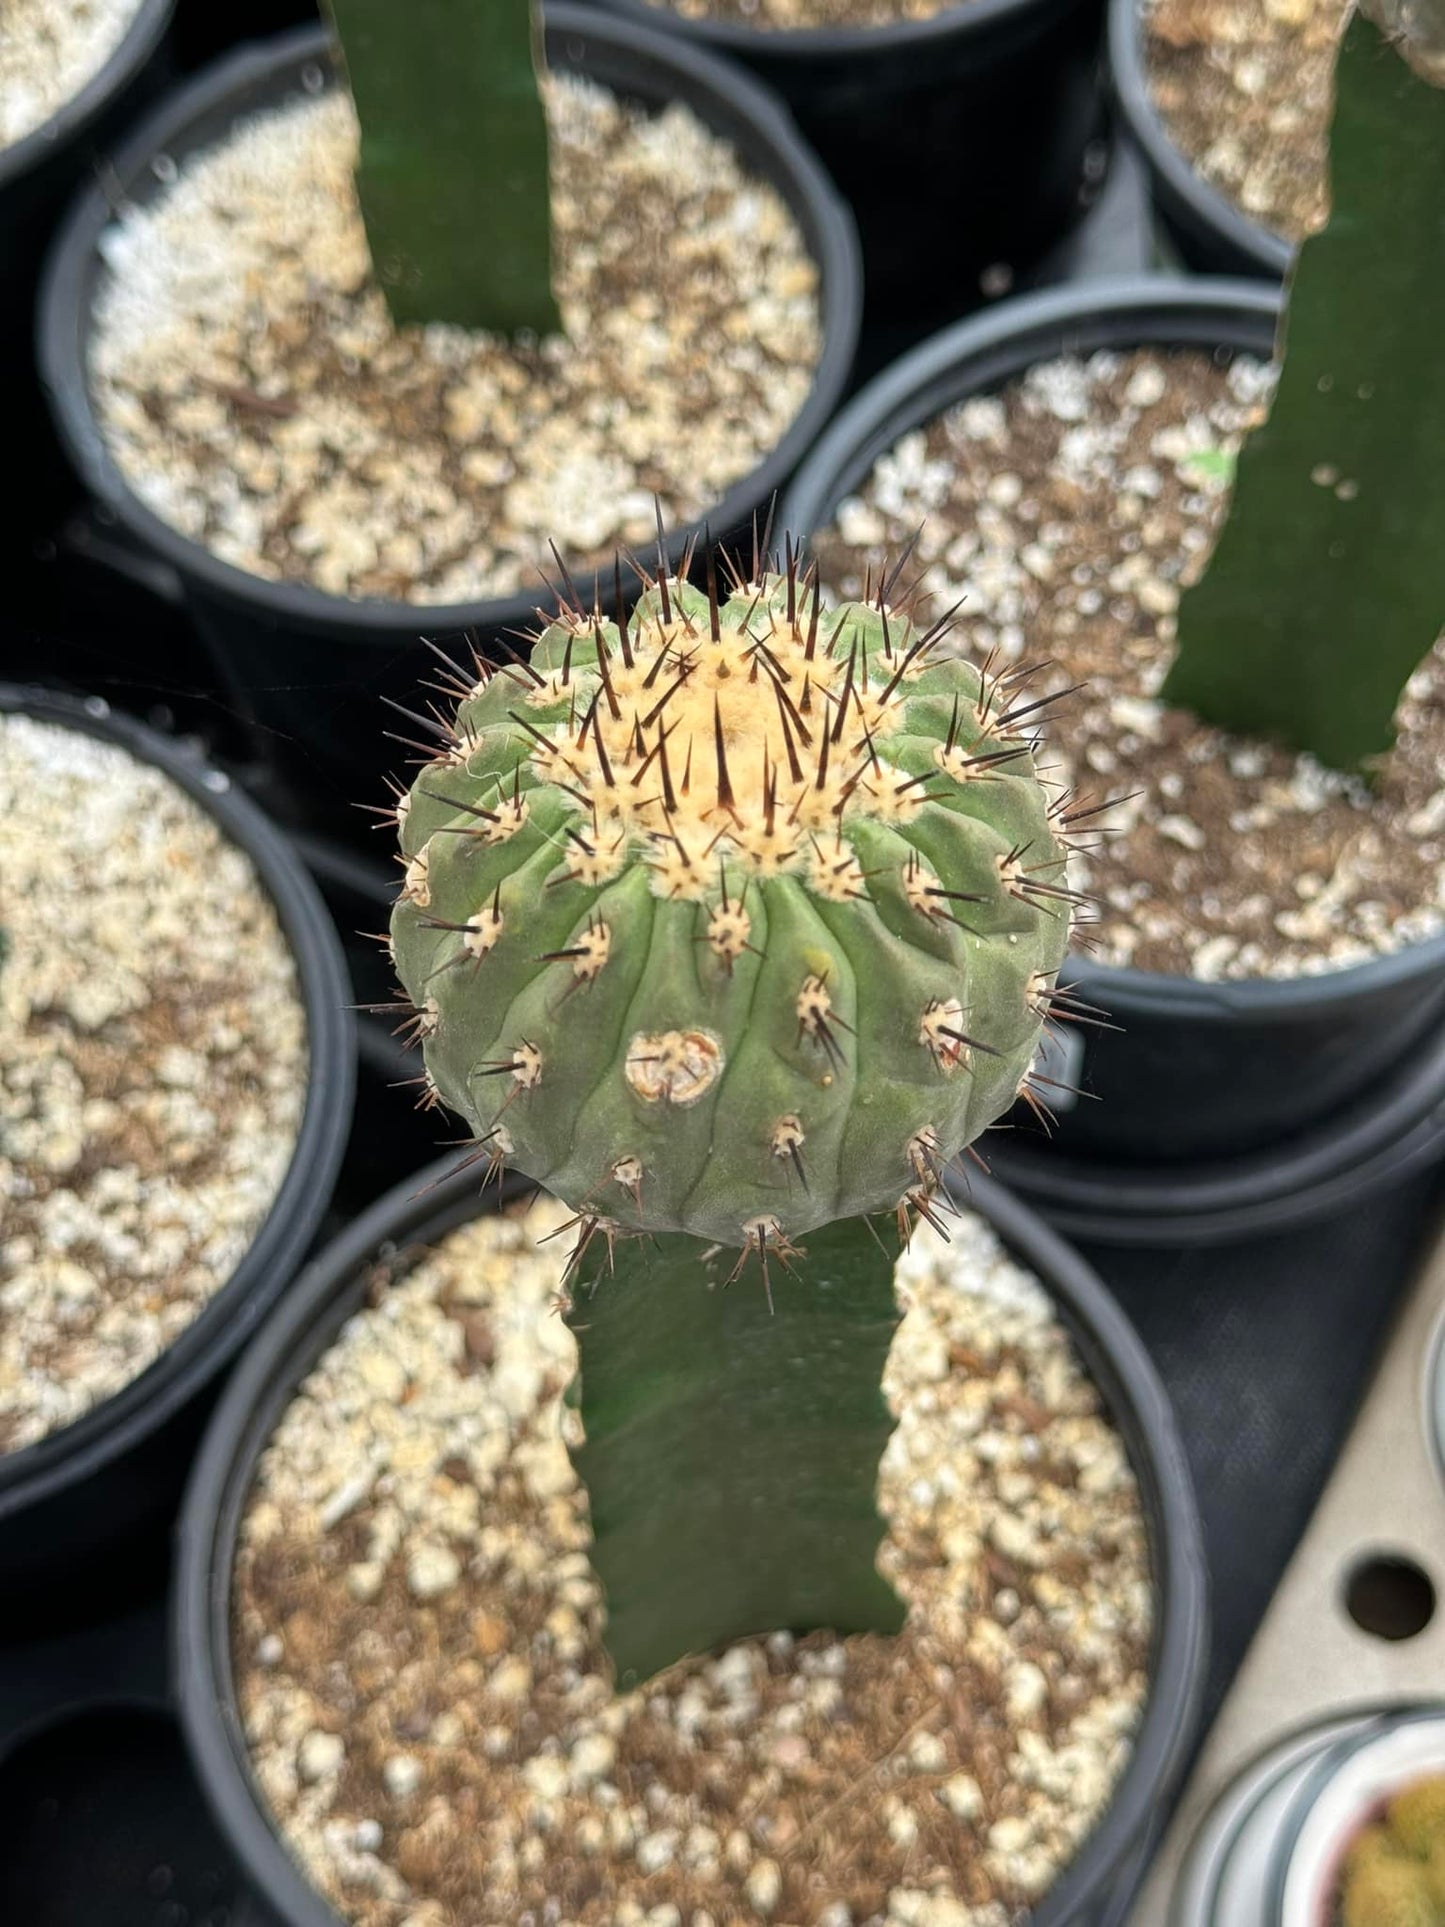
1163,7 -> 1445,775
389,553 -> 1073,1255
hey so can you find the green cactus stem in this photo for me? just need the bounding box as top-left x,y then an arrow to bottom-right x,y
387,539 -> 1081,1680
1162,6 -> 1445,775
321,0 -> 561,336
1342,1773 -> 1445,1925
566,1214 -> 904,1685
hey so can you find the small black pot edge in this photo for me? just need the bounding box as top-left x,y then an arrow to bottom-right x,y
588,0 -> 1109,324
1,0 -> 177,586
0,0 -> 174,210
1105,0 -> 1290,278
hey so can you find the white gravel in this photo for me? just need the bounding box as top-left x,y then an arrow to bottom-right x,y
0,712 -> 308,1454
0,0 -> 145,150
234,1199 -> 1152,1926
90,81 -> 822,605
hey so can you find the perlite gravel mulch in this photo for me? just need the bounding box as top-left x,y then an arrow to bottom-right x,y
91,81 -> 823,607
234,1199 -> 1151,1927
0,712 -> 307,1455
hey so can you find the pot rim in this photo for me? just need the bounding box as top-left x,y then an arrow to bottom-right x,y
1273,1706 -> 1445,1927
36,9 -> 862,643
585,0 -> 1088,61
0,683 -> 354,1516
777,271 -> 1445,1019
1105,0 -> 1291,278
174,1156 -> 1207,1927
984,1021 -> 1445,1247
0,0 -> 174,196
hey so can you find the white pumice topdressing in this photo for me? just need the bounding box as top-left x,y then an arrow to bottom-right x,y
0,0 -> 145,150
89,83 -> 823,606
0,712 -> 307,1455
234,1200 -> 1151,1927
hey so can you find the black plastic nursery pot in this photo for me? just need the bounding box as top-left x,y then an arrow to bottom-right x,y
778,274 -> 1445,1171
0,683 -> 354,1632
984,1013 -> 1445,1248
1,0 -> 174,594
590,0 -> 1108,329
170,0 -> 314,71
38,11 -> 863,843
1106,0 -> 1290,279
175,1154 -> 1207,1927
0,0 -> 172,248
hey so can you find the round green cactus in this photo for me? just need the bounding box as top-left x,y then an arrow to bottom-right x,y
389,549 -> 1075,1255
1343,1776 -> 1445,1927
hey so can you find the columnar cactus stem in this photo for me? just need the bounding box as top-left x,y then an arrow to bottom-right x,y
321,0 -> 560,335
567,1215 -> 905,1686
388,541 -> 1079,1679
1162,7 -> 1445,774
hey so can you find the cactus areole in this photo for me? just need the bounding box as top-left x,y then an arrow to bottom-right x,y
389,547 -> 1077,1263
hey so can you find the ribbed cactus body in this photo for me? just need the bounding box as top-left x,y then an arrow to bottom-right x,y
391,564 -> 1070,1250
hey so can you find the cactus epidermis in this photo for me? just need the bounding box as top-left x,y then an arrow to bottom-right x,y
389,548 -> 1076,1253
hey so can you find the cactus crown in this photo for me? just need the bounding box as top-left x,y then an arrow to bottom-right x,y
1343,1774 -> 1445,1926
389,538 -> 1078,1265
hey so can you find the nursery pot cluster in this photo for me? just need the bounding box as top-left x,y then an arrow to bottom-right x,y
37,10 -> 864,842
779,277 -> 1445,1244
